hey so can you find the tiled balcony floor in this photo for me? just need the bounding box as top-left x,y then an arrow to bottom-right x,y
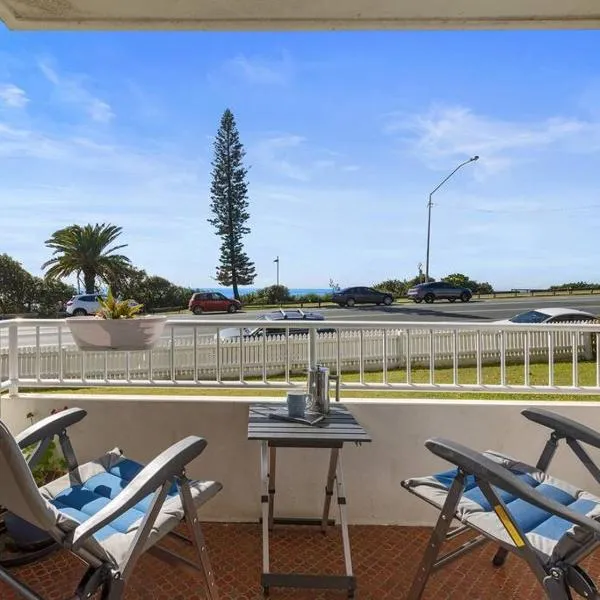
1,522 -> 596,599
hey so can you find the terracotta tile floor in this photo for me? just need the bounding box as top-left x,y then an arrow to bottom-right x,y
2,522 -> 599,599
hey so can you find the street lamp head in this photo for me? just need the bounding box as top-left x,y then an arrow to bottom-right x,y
471,155 -> 480,161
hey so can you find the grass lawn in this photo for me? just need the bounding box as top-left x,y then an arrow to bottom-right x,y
27,359 -> 600,402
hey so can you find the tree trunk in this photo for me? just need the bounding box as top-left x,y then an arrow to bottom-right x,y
83,270 -> 96,294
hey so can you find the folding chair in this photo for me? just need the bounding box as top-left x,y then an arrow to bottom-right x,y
0,407 -> 222,600
402,407 -> 600,599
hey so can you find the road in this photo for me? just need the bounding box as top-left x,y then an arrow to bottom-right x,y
5,295 -> 600,348
314,295 -> 600,322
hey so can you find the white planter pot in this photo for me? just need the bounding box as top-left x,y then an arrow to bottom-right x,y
67,316 -> 167,351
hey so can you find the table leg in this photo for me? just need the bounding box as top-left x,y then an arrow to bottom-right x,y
260,441 -> 270,578
268,446 -> 277,531
335,450 -> 354,579
321,448 -> 339,532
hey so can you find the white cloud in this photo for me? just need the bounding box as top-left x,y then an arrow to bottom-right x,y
251,134 -> 312,181
87,99 -> 114,123
0,84 -> 29,108
38,58 -> 115,123
0,118 -> 208,276
0,120 -> 203,194
387,104 -> 600,174
250,134 -> 361,181
226,53 -> 293,85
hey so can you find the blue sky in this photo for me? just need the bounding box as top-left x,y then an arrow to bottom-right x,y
1,29 -> 599,290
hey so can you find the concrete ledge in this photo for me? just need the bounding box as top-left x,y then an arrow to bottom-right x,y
4,393 -> 600,526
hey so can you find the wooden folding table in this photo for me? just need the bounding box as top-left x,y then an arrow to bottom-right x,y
247,402 -> 371,598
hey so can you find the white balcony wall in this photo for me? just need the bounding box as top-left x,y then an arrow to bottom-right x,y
3,395 -> 600,526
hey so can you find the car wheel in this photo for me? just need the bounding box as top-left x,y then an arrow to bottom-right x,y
72,308 -> 87,317
383,296 -> 393,306
414,299 -> 423,304
193,306 -> 203,315
424,294 -> 435,304
227,304 -> 237,314
346,298 -> 356,307
448,298 -> 456,303
460,292 -> 471,303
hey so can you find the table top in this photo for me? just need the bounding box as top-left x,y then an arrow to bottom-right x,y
247,403 -> 372,446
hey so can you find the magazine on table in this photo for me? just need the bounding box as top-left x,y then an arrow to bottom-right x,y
268,407 -> 325,426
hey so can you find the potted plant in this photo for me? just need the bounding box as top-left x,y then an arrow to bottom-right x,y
67,289 -> 166,351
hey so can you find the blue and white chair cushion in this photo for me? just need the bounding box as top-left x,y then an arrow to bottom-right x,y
404,450 -> 600,564
39,448 -> 221,570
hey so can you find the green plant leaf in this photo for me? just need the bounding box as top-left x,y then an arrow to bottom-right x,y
96,287 -> 143,319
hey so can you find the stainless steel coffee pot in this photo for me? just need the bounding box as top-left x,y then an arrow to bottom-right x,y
307,364 -> 340,414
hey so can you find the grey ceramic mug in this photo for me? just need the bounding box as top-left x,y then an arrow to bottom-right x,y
287,391 -> 309,418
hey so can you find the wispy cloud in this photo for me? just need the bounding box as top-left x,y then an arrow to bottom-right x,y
38,58 -> 115,123
251,134 -> 310,180
386,104 -> 600,174
0,119 -> 203,193
0,84 -> 29,108
225,52 -> 293,85
0,116 -> 207,275
250,134 -> 361,181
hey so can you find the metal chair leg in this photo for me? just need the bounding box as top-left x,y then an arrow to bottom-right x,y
407,472 -> 466,600
100,576 -> 125,600
180,478 -> 220,600
542,571 -> 574,600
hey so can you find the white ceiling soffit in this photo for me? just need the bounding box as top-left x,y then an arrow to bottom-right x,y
0,0 -> 600,31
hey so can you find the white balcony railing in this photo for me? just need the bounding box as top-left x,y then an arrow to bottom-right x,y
1,317 -> 600,396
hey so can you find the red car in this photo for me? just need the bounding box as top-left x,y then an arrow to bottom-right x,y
188,291 -> 241,315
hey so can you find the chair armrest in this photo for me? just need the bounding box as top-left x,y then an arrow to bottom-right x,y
426,437 -> 600,537
522,408 -> 600,450
15,408 -> 87,449
70,435 -> 207,550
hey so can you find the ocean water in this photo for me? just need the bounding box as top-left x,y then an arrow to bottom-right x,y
199,287 -> 332,299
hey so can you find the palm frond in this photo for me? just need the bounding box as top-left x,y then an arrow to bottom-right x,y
42,223 -> 131,289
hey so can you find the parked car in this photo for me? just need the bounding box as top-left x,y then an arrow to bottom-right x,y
189,291 -> 242,315
65,294 -> 140,316
217,309 -> 335,340
65,294 -> 103,316
407,282 -> 472,304
332,287 -> 394,308
495,307 -> 599,325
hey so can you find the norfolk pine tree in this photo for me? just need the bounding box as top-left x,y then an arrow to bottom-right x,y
208,109 -> 256,300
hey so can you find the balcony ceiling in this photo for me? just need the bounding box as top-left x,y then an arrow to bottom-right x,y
0,0 -> 599,31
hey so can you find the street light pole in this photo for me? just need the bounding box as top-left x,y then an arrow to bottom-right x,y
274,256 -> 280,287
425,156 -> 479,282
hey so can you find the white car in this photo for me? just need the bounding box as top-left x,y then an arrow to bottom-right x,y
217,309 -> 335,340
65,294 -> 103,316
495,307 -> 598,325
65,294 -> 140,317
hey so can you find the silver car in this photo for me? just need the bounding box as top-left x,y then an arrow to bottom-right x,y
495,307 -> 598,324
217,309 -> 335,340
407,282 -> 472,304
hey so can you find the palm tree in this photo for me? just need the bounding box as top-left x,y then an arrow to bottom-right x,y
42,223 -> 132,294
